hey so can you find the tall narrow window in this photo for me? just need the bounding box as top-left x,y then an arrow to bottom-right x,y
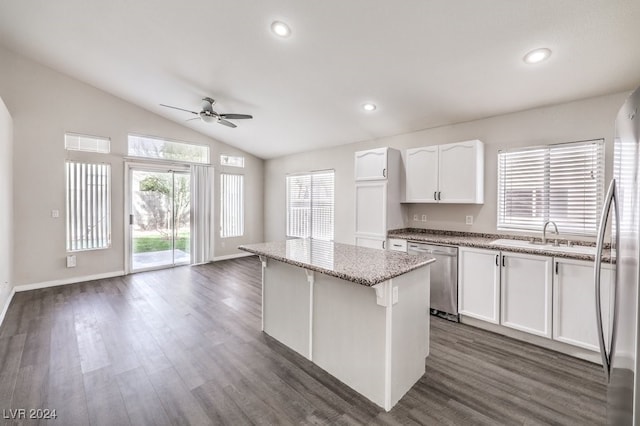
66,161 -> 111,251
498,139 -> 604,236
286,171 -> 335,240
220,173 -> 244,237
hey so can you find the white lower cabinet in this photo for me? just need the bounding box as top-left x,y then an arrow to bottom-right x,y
553,258 -> 612,351
458,247 -> 500,324
459,246 -> 611,354
500,252 -> 553,338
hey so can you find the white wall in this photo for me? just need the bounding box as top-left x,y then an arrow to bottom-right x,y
265,91 -> 630,243
0,45 -> 264,287
0,96 -> 13,313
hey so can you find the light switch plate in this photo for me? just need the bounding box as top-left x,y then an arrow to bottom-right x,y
421,215 -> 427,222
466,215 -> 473,225
51,209 -> 59,218
66,255 -> 76,268
413,214 -> 418,221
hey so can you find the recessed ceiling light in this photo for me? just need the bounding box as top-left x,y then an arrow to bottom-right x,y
523,48 -> 552,64
362,103 -> 377,112
271,21 -> 291,38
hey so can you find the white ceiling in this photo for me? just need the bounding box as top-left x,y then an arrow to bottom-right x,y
1,1 -> 639,159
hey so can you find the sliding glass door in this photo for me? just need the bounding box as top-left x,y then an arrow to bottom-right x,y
130,168 -> 191,271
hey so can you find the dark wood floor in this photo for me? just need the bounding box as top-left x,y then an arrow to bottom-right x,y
0,257 -> 606,425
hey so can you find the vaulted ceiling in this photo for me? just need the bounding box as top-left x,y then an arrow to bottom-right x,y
1,1 -> 639,159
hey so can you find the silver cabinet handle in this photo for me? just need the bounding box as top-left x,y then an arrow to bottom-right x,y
434,191 -> 437,200
382,240 -> 386,249
382,168 -> 386,178
595,178 -> 619,382
495,254 -> 499,266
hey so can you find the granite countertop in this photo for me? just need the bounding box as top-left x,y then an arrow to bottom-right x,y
238,238 -> 436,287
388,228 -> 614,263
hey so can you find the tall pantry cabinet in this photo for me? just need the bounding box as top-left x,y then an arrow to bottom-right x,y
354,147 -> 404,249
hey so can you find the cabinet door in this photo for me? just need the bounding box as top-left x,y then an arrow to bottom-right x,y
501,253 -> 553,337
354,148 -> 388,181
438,140 -> 483,204
553,259 -> 612,351
405,146 -> 438,202
355,182 -> 387,237
458,247 -> 500,324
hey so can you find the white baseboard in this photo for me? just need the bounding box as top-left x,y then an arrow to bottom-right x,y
212,252 -> 255,262
14,270 -> 125,293
0,287 -> 16,329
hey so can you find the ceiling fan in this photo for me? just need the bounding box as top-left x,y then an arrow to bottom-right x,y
160,97 -> 253,128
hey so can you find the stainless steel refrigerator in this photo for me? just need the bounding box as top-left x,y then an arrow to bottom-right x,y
595,86 -> 640,424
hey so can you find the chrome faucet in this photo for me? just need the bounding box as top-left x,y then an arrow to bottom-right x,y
542,221 -> 559,245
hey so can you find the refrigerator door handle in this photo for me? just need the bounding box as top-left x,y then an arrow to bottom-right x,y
595,178 -> 619,382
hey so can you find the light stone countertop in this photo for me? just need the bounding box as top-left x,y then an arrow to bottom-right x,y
388,228 -> 614,263
238,238 -> 436,287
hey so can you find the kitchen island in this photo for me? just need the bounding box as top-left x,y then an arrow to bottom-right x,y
238,238 -> 435,411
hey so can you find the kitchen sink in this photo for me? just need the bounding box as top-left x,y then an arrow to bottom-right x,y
490,239 -> 597,256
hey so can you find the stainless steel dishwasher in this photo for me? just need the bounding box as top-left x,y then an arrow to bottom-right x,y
407,241 -> 458,322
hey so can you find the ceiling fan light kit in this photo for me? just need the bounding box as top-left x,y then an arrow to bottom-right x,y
160,97 -> 253,128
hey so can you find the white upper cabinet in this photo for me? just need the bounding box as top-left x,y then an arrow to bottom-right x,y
355,147 -> 388,181
354,148 -> 403,249
405,146 -> 438,202
404,140 -> 484,204
438,140 -> 484,203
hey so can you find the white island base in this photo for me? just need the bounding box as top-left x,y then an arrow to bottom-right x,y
260,257 -> 430,411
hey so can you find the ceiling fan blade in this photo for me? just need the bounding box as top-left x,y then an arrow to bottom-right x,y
217,119 -> 237,128
159,104 -> 199,115
219,113 -> 253,120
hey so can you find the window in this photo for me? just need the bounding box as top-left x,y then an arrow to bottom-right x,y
66,161 -> 111,251
65,133 -> 110,153
286,171 -> 335,241
497,139 -> 604,236
220,174 -> 244,237
220,154 -> 244,168
128,134 -> 209,164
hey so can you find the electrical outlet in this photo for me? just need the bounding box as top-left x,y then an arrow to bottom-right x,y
466,215 -> 473,225
413,214 -> 418,221
51,209 -> 59,218
421,214 -> 427,222
66,255 -> 76,268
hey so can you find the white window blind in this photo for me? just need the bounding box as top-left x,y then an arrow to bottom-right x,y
220,173 -> 244,238
66,161 -> 111,251
286,171 -> 335,241
498,139 -> 604,236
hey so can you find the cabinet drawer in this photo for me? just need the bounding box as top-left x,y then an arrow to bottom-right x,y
387,238 -> 407,252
